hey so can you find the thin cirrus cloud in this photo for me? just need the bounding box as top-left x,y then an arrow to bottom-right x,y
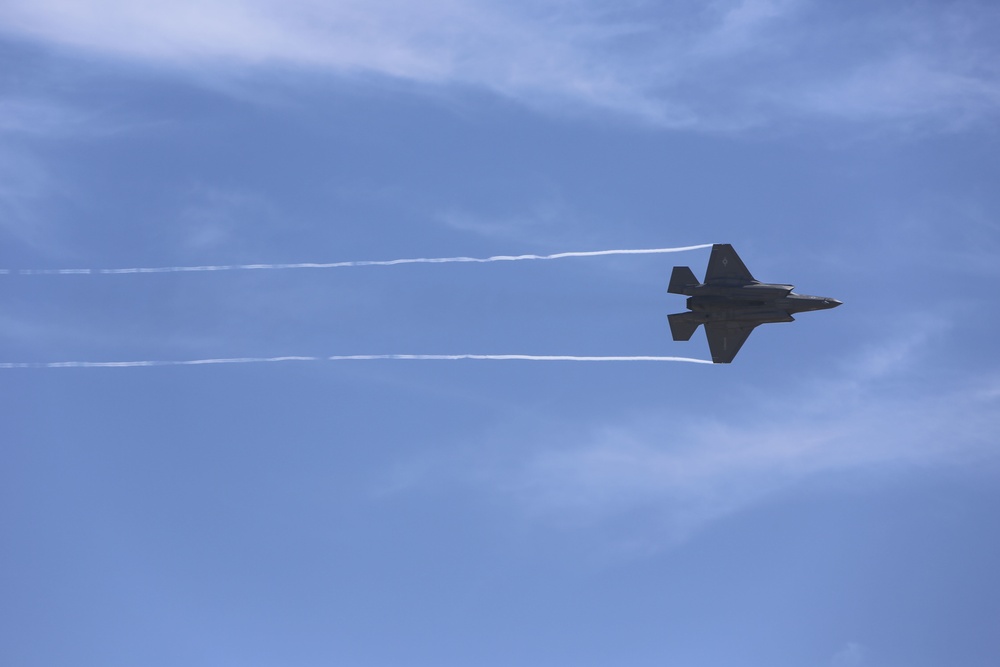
513,386 -> 996,528
1,0 -> 998,129
799,53 -> 1000,126
0,98 -> 132,255
0,148 -> 58,251
0,99 -> 88,135
500,323 -> 999,543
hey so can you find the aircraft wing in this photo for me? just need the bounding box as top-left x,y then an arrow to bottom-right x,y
705,322 -> 757,363
705,244 -> 756,284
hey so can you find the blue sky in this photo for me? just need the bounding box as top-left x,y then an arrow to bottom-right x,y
2,1 -> 999,665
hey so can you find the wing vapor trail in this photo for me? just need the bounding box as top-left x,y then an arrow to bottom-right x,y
1,354 -> 713,369
2,244 -> 717,368
9,245 -> 713,276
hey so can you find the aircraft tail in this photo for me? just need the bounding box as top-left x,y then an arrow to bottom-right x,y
668,266 -> 699,294
705,244 -> 755,284
668,312 -> 702,341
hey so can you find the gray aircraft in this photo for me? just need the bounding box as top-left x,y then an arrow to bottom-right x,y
668,244 -> 841,363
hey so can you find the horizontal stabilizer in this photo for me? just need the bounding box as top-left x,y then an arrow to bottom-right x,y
668,266 -> 699,294
668,312 -> 701,341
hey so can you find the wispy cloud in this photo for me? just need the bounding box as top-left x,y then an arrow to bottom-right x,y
490,319 -> 1000,544
830,642 -> 867,667
0,94 -> 158,254
695,0 -> 799,57
513,386 -> 996,526
436,199 -> 589,246
799,53 -> 1000,127
175,186 -> 276,254
0,147 -> 57,252
0,101 -> 57,249
0,98 -> 83,135
2,0 -> 997,129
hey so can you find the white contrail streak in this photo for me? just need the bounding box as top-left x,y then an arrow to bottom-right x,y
0,354 -> 713,369
8,245 -> 713,275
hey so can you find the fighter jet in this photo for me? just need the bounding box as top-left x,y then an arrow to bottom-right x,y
668,244 -> 841,363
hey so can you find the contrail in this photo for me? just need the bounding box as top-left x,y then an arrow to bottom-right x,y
8,245 -> 713,276
0,354 -> 713,369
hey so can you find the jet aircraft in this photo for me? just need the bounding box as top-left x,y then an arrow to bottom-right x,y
668,244 -> 841,363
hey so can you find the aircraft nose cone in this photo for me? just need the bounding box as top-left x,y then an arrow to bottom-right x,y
827,299 -> 843,308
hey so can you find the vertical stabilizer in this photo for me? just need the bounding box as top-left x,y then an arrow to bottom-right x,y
704,244 -> 755,284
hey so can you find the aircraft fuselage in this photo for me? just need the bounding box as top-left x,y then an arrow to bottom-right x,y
667,245 -> 841,363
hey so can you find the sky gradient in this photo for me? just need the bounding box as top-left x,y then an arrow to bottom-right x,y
2,2 -> 1000,666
